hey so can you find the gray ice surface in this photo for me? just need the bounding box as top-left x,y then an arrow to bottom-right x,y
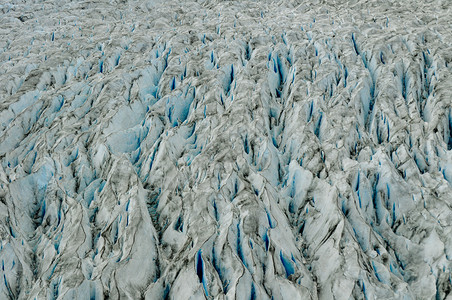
1,0 -> 452,299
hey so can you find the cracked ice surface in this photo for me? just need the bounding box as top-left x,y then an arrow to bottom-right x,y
1,0 -> 452,299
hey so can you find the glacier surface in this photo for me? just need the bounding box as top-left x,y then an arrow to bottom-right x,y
1,0 -> 452,299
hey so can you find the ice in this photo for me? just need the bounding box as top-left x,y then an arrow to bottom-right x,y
1,0 -> 452,299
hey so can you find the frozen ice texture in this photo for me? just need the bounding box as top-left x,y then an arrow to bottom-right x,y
1,0 -> 452,299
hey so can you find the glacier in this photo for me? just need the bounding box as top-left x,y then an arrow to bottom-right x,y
1,0 -> 452,299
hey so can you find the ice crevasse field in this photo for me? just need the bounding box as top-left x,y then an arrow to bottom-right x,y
0,0 -> 452,299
